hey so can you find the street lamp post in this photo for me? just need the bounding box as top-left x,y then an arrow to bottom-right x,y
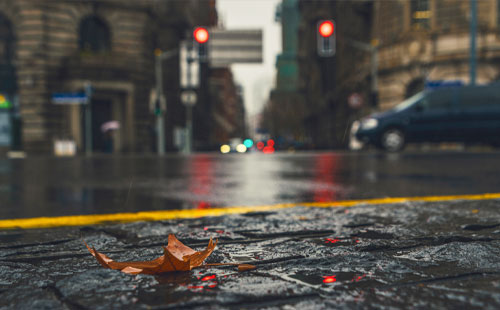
469,0 -> 477,85
346,39 -> 379,107
154,48 -> 178,155
84,81 -> 93,156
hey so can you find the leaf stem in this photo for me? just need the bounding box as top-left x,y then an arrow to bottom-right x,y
196,262 -> 240,268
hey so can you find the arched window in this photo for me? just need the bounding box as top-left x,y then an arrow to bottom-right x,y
78,15 -> 111,53
0,13 -> 14,63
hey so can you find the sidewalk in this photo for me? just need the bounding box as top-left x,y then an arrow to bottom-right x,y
1,198 -> 500,309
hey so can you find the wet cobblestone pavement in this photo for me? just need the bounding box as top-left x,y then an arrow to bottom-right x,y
1,198 -> 500,309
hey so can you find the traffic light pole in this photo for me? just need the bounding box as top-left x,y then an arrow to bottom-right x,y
154,49 -> 178,155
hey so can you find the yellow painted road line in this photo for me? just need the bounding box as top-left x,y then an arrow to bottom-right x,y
1,192 -> 500,230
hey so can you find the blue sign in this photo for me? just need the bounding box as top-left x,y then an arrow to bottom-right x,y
425,80 -> 464,90
52,92 -> 88,105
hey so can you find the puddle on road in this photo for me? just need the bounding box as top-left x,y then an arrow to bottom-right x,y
0,185 -> 191,219
139,270 -> 230,307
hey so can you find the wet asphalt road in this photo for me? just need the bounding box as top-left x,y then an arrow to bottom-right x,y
2,150 -> 500,309
1,150 -> 500,219
1,198 -> 500,309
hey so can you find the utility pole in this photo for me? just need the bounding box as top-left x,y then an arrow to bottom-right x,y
469,0 -> 477,85
154,48 -> 178,155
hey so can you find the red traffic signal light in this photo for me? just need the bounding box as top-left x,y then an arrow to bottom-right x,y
318,21 -> 334,37
193,27 -> 209,44
193,27 -> 209,61
317,20 -> 336,57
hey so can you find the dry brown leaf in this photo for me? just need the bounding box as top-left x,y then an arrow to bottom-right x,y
85,234 -> 217,275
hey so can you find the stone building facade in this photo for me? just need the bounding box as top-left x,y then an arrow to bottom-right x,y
0,0 -> 216,154
375,0 -> 500,110
264,0 -> 308,148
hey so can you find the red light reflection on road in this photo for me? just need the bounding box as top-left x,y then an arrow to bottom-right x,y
189,155 -> 214,209
313,154 -> 339,202
263,146 -> 275,154
196,201 -> 211,209
352,274 -> 367,282
201,274 -> 216,281
323,275 -> 337,283
186,274 -> 218,291
325,238 -> 340,244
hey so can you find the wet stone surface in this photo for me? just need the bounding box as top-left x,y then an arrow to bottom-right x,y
1,199 -> 500,309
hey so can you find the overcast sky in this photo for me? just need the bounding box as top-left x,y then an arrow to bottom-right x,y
216,0 -> 282,118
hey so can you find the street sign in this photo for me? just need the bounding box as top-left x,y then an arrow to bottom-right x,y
181,90 -> 197,107
208,29 -> 263,67
425,80 -> 463,90
180,41 -> 200,88
348,93 -> 363,109
52,93 -> 88,105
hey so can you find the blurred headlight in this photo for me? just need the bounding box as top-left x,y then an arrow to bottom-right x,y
236,144 -> 247,153
220,144 -> 230,154
361,118 -> 378,130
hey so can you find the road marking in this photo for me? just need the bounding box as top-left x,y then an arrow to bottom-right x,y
1,192 -> 500,230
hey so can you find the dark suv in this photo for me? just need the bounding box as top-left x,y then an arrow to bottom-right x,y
354,83 -> 500,151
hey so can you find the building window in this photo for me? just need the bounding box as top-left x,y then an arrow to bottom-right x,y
0,13 -> 14,63
78,16 -> 111,53
411,0 -> 430,30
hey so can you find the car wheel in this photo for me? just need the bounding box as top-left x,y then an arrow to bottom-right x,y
380,128 -> 405,152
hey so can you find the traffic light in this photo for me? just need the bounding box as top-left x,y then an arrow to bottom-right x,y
317,20 -> 335,57
193,27 -> 209,61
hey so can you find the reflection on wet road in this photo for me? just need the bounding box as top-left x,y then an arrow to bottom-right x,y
1,151 -> 500,219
